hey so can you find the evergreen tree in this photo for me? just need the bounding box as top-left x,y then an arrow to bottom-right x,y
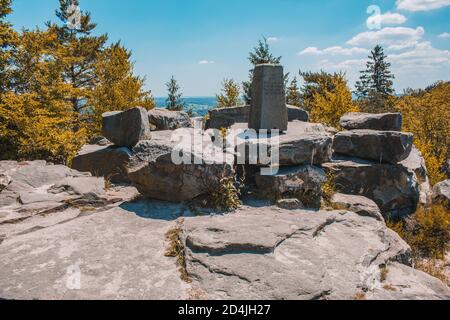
242,37 -> 282,104
0,0 -> 17,94
286,76 -> 302,107
216,79 -> 241,108
355,45 -> 395,112
166,76 -> 185,111
50,0 -> 108,112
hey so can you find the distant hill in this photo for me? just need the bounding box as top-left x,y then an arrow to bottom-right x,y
154,97 -> 217,117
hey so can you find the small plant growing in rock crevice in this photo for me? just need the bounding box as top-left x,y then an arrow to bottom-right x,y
321,172 -> 338,209
210,174 -> 242,212
165,219 -> 191,283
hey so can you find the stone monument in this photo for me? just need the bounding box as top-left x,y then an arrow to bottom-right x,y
248,64 -> 288,132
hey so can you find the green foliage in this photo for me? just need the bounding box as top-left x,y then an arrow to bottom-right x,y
216,78 -> 241,108
243,37 -> 282,104
355,45 -> 395,113
300,71 -> 359,128
286,76 -> 302,107
166,75 -> 185,111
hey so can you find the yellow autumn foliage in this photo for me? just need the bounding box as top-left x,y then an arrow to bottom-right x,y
396,82 -> 450,185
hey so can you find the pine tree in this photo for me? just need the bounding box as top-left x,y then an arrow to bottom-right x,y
166,76 -> 185,111
0,0 -> 17,94
216,79 -> 241,108
242,37 -> 282,104
286,76 -> 302,107
355,45 -> 395,113
90,42 -> 155,133
50,0 -> 108,113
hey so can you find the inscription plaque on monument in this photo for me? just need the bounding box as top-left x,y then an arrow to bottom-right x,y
248,64 -> 288,131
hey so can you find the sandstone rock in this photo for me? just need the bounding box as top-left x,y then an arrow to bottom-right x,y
255,165 -> 326,208
432,180 -> 450,207
331,193 -> 384,221
323,157 -> 420,218
205,106 -> 249,130
249,64 -> 288,131
233,121 -> 333,167
340,112 -> 402,131
276,198 -> 304,210
183,207 -> 448,300
333,130 -> 413,164
400,146 -> 432,206
102,107 -> 151,147
148,108 -> 192,131
0,173 -> 11,192
287,105 -> 309,122
128,130 -> 235,203
72,145 -> 132,184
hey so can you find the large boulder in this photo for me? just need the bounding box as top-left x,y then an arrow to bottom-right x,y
287,105 -> 309,122
432,180 -> 450,207
340,112 -> 402,131
254,165 -> 326,208
330,193 -> 384,221
205,106 -> 249,130
400,146 -> 432,206
72,145 -> 132,184
127,130 -> 235,203
323,157 -> 420,218
333,130 -> 413,164
102,107 -> 151,147
148,108 -> 192,131
232,121 -> 333,167
183,207 -> 449,300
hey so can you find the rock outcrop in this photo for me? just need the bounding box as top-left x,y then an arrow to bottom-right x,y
330,193 -> 384,221
72,144 -> 132,184
323,157 -> 420,218
333,130 -> 413,164
255,165 -> 326,208
183,206 -> 449,300
205,106 -> 249,130
102,107 -> 151,147
148,108 -> 192,131
432,180 -> 450,207
340,112 -> 402,131
287,105 -> 309,122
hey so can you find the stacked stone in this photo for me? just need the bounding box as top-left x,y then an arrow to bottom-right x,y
323,112 -> 431,218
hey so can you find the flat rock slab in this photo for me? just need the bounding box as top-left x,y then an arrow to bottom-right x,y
102,107 -> 151,148
331,193 -> 384,221
340,113 -> 402,131
183,206 -> 449,300
333,130 -> 413,164
148,108 -> 192,131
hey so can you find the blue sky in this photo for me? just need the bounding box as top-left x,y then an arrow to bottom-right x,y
9,0 -> 450,96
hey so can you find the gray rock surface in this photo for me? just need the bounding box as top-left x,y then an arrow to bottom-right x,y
0,173 -> 11,192
148,108 -> 192,131
432,180 -> 450,207
128,130 -> 235,203
333,130 -> 413,164
287,105 -> 309,122
340,112 -> 402,131
233,121 -> 333,166
102,107 -> 151,147
183,206 -> 449,300
72,145 -> 132,184
323,157 -> 420,218
331,193 -> 384,221
400,146 -> 432,206
249,64 -> 288,131
255,165 -> 326,208
205,106 -> 249,130
276,198 -> 304,210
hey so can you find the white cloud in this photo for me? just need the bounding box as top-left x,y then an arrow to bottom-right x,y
396,0 -> 450,12
347,27 -> 425,47
267,37 -> 279,42
298,46 -> 368,56
389,41 -> 450,67
438,32 -> 450,38
198,60 -> 214,65
367,12 -> 407,26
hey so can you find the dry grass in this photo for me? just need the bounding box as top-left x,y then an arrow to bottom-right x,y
354,292 -> 367,300
210,174 -> 242,212
383,284 -> 398,292
321,172 -> 338,209
165,219 -> 191,283
415,259 -> 449,286
380,266 -> 389,283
